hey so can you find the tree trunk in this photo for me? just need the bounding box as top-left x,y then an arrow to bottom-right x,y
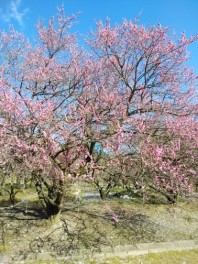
33,172 -> 64,220
98,187 -> 109,200
165,192 -> 178,204
148,184 -> 178,204
44,199 -> 62,220
0,178 -> 5,196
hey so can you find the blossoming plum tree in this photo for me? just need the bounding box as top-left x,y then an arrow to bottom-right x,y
82,19 -> 198,200
0,8 -> 197,218
137,115 -> 198,203
0,9 -> 87,219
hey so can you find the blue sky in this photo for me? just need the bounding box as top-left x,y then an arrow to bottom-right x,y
0,0 -> 197,73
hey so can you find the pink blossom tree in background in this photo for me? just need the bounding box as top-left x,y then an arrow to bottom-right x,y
83,19 -> 198,201
0,7 -> 197,218
137,115 -> 198,203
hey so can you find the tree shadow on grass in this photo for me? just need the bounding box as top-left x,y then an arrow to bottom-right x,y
0,203 -> 50,262
0,203 -> 48,220
25,202 -> 159,261
0,201 -> 159,262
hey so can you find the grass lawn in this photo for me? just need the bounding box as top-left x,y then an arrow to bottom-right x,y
0,184 -> 198,263
90,249 -> 198,264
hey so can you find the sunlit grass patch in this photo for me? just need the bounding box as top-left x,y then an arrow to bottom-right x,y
93,249 -> 198,264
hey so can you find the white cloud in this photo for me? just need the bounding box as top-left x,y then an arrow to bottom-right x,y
0,0 -> 29,26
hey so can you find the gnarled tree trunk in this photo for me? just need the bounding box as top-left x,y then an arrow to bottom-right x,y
32,171 -> 64,220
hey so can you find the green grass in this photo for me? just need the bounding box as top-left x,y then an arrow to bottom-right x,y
103,249 -> 198,264
0,243 -> 6,252
85,249 -> 198,264
25,261 -> 58,264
